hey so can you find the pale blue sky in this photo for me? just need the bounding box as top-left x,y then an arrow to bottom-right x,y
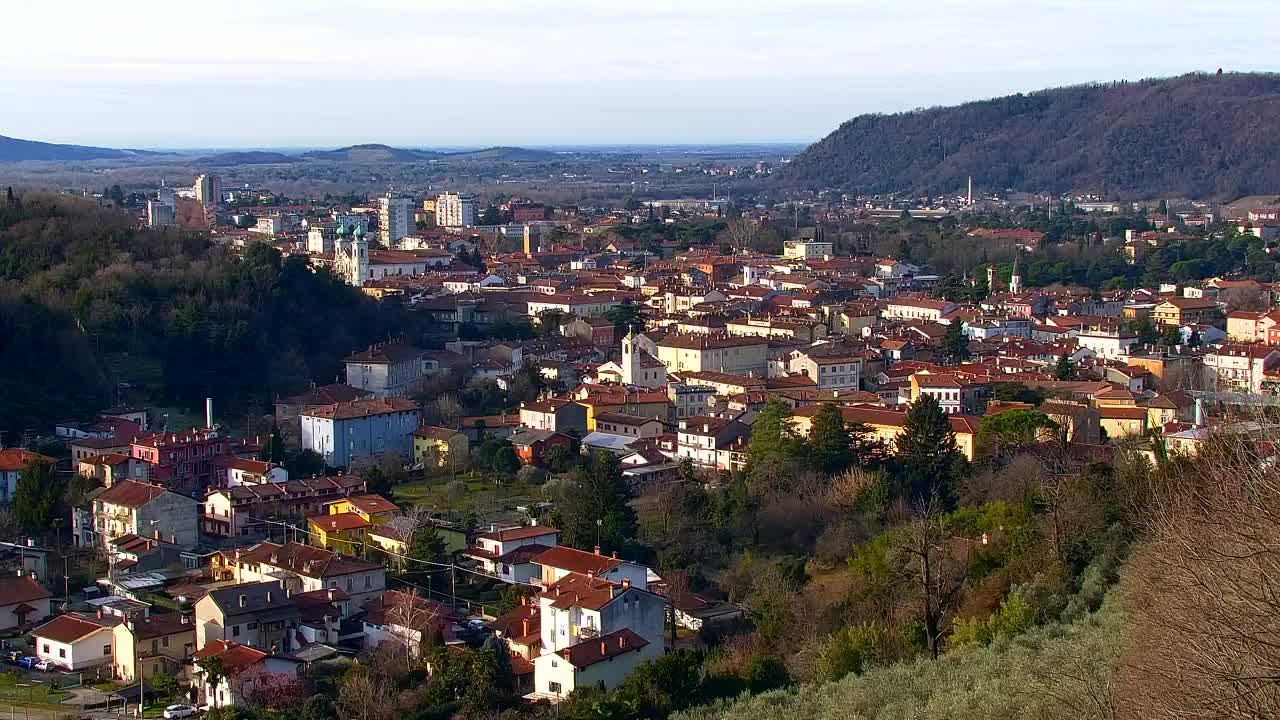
2,0 -> 1277,148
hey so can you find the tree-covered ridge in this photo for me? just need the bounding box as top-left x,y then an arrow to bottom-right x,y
782,72 -> 1280,199
0,191 -> 400,435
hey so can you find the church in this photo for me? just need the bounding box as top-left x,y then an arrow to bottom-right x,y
594,332 -> 667,388
333,223 -> 369,287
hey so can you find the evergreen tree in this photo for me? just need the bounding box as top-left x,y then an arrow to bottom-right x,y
12,460 -> 64,534
259,422 -> 285,464
807,403 -> 854,476
407,519 -> 447,575
559,450 -> 638,551
747,396 -> 797,471
943,321 -> 969,365
893,395 -> 964,506
1187,328 -> 1202,347
1161,325 -> 1183,347
1055,352 -> 1075,380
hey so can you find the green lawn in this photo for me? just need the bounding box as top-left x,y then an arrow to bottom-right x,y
0,675 -> 69,705
393,474 -> 545,515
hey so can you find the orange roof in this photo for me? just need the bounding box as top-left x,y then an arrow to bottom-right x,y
311,512 -> 372,532
0,449 -> 54,472
192,640 -> 268,674
531,546 -> 621,576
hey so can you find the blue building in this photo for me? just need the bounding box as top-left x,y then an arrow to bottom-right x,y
299,397 -> 421,468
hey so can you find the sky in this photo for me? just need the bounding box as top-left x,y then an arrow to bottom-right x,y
2,0 -> 1278,148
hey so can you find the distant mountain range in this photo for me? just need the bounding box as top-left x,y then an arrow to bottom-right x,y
782,72 -> 1280,199
0,135 -> 170,162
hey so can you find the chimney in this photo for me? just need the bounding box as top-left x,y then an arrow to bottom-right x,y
611,551 -> 618,559
621,579 -> 630,589
206,398 -> 214,429
618,635 -> 625,648
170,534 -> 176,544
1195,397 -> 1206,428
593,546 -> 601,556
153,528 -> 160,540
327,589 -> 336,601
601,640 -> 606,655
522,619 -> 529,636
266,591 -> 273,604
14,569 -> 21,577
180,614 -> 188,624
97,607 -> 104,619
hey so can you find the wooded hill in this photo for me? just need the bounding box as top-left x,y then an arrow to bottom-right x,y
781,72 -> 1280,199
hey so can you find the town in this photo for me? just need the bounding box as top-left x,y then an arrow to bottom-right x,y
1,164 -> 1279,720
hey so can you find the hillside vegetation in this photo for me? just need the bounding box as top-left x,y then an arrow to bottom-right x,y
783,72 -> 1280,199
0,191 -> 404,436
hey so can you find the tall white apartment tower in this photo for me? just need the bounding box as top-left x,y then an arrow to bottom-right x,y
194,174 -> 222,208
378,193 -> 413,246
436,192 -> 477,228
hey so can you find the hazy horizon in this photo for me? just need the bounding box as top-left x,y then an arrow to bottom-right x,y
4,0 -> 1278,148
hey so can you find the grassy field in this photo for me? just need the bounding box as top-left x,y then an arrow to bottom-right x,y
393,473 -> 546,515
0,675 -> 68,706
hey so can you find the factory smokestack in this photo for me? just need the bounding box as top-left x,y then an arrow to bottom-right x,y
206,398 -> 214,429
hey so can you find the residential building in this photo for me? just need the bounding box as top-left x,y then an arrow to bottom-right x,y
194,174 -> 222,208
147,199 -> 175,227
1077,327 -> 1138,359
1099,406 -> 1148,438
0,449 -> 54,506
783,239 -> 834,260
436,192 -> 477,228
530,546 -> 650,589
1202,345 -> 1280,394
656,334 -> 769,377
193,640 -> 302,710
882,299 -> 956,322
1152,297 -> 1220,327
519,399 -> 588,435
91,480 -> 200,549
668,383 -> 715,419
676,416 -> 750,471
789,352 -> 863,391
299,397 -> 421,468
32,613 -> 117,671
361,590 -> 460,658
789,405 -> 980,461
220,541 -> 386,608
413,426 -> 470,470
275,384 -> 375,443
378,193 -> 413,246
344,343 -> 428,398
111,612 -> 196,682
203,475 -> 367,538
509,430 -> 576,467
307,495 -> 399,557
129,429 -> 228,495
193,581 -> 305,652
529,571 -> 664,700
0,571 -> 51,631
909,373 -> 984,415
465,525 -> 561,583
213,457 -> 287,487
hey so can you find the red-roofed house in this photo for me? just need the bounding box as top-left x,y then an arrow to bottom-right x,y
0,449 -> 54,506
33,613 -> 118,671
465,524 -> 561,583
193,639 -> 302,709
0,571 -> 51,631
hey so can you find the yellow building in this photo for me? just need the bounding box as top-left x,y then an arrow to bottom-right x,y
366,517 -> 468,570
413,426 -> 470,471
790,405 -> 979,461
111,613 -> 195,682
308,494 -> 399,555
1151,297 -> 1220,327
656,334 -> 769,376
1099,406 -> 1148,438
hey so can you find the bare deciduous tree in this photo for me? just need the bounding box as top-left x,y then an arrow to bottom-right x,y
1119,433 -> 1280,718
892,495 -> 973,660
386,588 -> 441,669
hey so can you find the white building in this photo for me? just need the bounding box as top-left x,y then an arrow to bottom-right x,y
436,192 -> 477,228
0,572 -> 51,631
783,239 -> 833,260
92,480 -> 200,550
333,225 -> 369,287
32,613 -> 116,671
528,571 -> 665,701
1202,345 -> 1280,394
194,174 -> 222,208
378,193 -> 414,246
1076,327 -> 1137,360
147,198 -> 175,227
227,541 -> 386,609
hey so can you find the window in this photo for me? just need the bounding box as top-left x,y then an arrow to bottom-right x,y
42,644 -> 49,654
365,575 -> 372,589
247,622 -> 258,630
58,648 -> 65,658
161,636 -> 169,649
551,660 -> 558,668
151,640 -> 158,654
232,625 -> 241,637
103,644 -> 111,656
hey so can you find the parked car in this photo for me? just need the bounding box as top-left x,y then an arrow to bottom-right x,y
16,656 -> 37,669
162,704 -> 198,719
33,660 -> 52,672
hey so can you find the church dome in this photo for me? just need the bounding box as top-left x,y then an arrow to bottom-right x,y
336,224 -> 350,237
353,225 -> 366,239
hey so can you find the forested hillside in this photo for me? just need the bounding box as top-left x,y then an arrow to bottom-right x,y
782,72 -> 1280,199
0,190 -> 400,436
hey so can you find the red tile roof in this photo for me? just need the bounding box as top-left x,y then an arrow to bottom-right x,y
33,614 -> 114,644
192,640 -> 268,675
530,546 -> 621,576
0,449 -> 54,472
476,525 -> 560,543
0,575 -> 51,607
96,480 -> 168,508
311,512 -> 371,532
557,628 -> 648,668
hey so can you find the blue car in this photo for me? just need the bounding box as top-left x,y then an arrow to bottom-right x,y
16,656 -> 37,669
